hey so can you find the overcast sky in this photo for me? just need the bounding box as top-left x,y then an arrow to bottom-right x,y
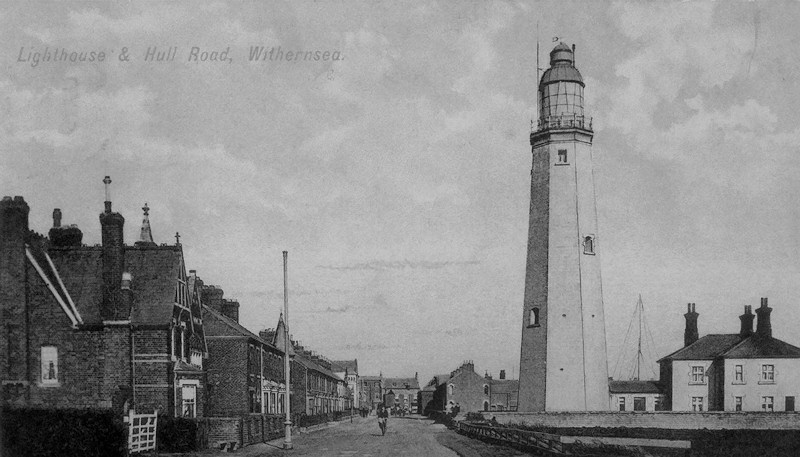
3,1 -> 799,384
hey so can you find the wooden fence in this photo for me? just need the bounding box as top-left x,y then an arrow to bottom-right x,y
456,421 -> 566,454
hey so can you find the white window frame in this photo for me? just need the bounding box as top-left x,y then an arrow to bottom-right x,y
692,396 -> 704,412
760,364 -> 775,384
690,365 -> 706,385
733,364 -> 744,384
618,397 -> 626,411
40,346 -> 59,386
179,380 -> 199,418
762,396 -> 774,412
735,396 -> 743,411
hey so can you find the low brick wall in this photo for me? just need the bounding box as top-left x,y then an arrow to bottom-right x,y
206,415 -> 286,449
485,411 -> 800,430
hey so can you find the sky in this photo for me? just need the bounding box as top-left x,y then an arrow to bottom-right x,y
2,1 -> 799,384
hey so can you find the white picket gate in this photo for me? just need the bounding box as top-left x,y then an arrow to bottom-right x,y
125,409 -> 158,454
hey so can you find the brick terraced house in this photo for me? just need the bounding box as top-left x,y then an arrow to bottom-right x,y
0,182 -> 206,417
200,282 -> 288,447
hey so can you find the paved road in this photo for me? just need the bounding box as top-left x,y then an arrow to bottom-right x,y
192,415 -> 526,457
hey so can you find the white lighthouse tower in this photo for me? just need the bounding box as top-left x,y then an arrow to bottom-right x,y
517,43 -> 609,411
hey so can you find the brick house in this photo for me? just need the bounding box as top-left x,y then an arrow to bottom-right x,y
359,375 -> 383,411
262,320 -> 347,416
331,359 -> 358,408
422,363 -> 519,414
382,375 -> 420,413
1,185 -> 205,417
200,282 -> 287,447
659,299 -> 800,412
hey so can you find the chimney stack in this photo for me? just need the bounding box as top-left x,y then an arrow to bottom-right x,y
684,303 -> 699,347
739,305 -> 755,338
49,209 -> 83,247
500,370 -> 506,380
99,176 -> 126,320
1,196 -> 30,380
755,297 -> 772,338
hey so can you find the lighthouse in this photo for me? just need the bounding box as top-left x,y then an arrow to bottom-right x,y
518,43 -> 609,411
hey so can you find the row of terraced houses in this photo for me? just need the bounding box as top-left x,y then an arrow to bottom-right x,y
0,185 -> 356,449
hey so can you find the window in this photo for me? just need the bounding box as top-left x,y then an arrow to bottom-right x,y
583,236 -> 595,255
692,396 -> 703,412
191,349 -> 203,368
618,397 -> 626,411
40,346 -> 58,385
734,365 -> 744,383
691,366 -> 705,384
529,307 -> 540,327
735,397 -> 742,411
181,383 -> 197,418
633,397 -> 646,411
557,149 -> 568,164
654,398 -> 662,411
762,396 -> 774,412
448,384 -> 454,396
483,401 -> 489,411
786,396 -> 795,412
761,364 -> 775,383
484,384 -> 489,395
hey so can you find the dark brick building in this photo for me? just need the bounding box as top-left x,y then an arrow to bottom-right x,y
0,184 -> 205,417
422,362 -> 519,415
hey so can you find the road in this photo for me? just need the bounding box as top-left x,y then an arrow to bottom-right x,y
190,415 -> 528,457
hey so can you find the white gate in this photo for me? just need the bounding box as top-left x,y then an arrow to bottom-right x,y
125,409 -> 158,454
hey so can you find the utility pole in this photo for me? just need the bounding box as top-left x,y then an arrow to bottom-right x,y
283,251 -> 293,450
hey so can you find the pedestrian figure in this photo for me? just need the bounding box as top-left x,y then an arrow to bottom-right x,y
377,404 -> 388,436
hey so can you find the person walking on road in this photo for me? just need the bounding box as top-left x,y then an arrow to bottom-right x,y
377,404 -> 389,436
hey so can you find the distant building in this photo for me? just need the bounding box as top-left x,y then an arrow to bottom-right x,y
658,299 -> 800,411
1,186 -> 205,417
382,375 -> 420,413
359,375 -> 382,410
422,363 -> 519,414
265,320 -> 348,415
331,359 -> 359,408
488,370 -> 519,412
608,380 -> 664,411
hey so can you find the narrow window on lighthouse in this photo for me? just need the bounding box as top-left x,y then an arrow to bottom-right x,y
529,307 -> 540,327
583,235 -> 595,255
557,149 -> 568,164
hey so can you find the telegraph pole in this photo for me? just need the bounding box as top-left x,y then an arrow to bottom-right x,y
283,251 -> 293,450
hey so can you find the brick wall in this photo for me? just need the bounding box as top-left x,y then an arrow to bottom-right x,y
488,411 -> 800,430
206,338 -> 248,416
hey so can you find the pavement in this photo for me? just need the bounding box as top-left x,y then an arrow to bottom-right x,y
168,415 -> 486,457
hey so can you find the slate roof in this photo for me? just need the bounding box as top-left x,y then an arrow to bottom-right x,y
489,379 -> 519,394
48,247 -> 103,324
658,334 -> 743,362
659,333 -> 800,362
45,244 -> 187,327
608,380 -> 663,394
202,304 -> 278,350
722,334 -> 800,359
125,246 -> 181,326
330,360 -> 358,374
294,354 -> 340,380
384,377 -> 419,390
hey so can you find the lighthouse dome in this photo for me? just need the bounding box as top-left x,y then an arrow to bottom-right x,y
540,43 -> 583,86
536,43 -> 589,130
